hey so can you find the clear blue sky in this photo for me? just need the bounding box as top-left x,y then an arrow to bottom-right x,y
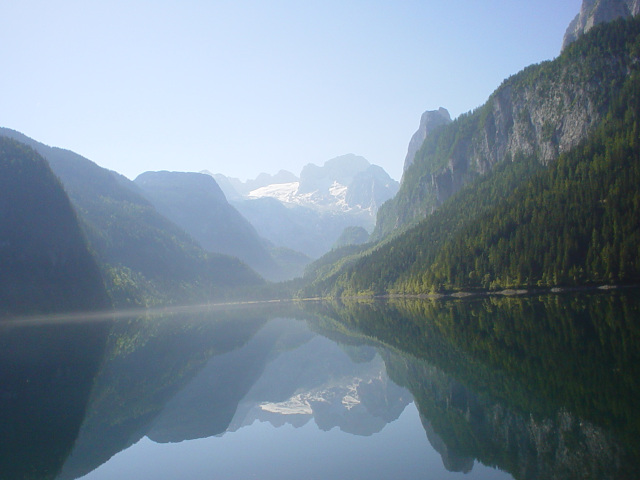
0,0 -> 582,181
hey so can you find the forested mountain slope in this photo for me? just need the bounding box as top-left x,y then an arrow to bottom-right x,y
0,137 -> 110,315
373,16 -> 640,240
301,17 -> 640,297
0,129 -> 264,307
134,171 -> 300,281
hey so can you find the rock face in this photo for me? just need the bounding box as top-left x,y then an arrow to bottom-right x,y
403,107 -> 452,173
298,154 -> 371,195
562,0 -> 640,49
373,17 -> 640,239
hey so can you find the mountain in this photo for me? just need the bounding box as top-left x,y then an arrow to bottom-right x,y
133,171 -> 301,281
297,154 -> 370,194
0,137 -> 110,315
562,0 -> 640,49
333,226 -> 370,249
209,155 -> 398,259
250,154 -> 398,215
205,169 -> 299,199
0,129 -> 264,307
301,15 -> 640,297
229,197 -> 351,259
403,107 -> 452,173
345,164 -> 401,212
372,14 -> 640,241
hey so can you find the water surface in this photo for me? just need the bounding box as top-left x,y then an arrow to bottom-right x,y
0,290 -> 638,480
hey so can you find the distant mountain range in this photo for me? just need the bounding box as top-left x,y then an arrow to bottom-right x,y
133,170 -> 307,281
0,122 -> 398,312
205,154 -> 399,259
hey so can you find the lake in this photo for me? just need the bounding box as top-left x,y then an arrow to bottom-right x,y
0,290 -> 638,479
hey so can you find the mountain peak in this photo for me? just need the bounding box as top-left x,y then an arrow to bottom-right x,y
403,108 -> 452,173
562,0 -> 640,50
299,154 -> 371,194
136,170 -> 228,204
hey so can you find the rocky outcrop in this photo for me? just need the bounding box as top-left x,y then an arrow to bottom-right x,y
563,0 -> 640,50
402,107 -> 452,173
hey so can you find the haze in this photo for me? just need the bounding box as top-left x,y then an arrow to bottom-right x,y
0,0 -> 580,181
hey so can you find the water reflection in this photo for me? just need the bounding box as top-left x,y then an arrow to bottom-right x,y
305,290 -> 640,480
0,290 -> 637,479
0,319 -> 110,480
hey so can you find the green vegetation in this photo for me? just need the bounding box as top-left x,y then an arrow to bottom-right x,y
302,17 -> 640,297
417,74 -> 640,291
0,321 -> 110,480
373,16 -> 640,240
332,226 -> 370,249
303,291 -> 640,478
0,137 -> 110,315
0,130 -> 265,308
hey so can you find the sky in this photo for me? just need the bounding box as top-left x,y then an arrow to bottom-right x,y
0,0 -> 582,182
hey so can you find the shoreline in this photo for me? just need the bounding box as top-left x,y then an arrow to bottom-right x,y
327,282 -> 640,302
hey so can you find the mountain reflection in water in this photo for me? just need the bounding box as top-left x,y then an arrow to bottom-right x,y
0,290 -> 637,480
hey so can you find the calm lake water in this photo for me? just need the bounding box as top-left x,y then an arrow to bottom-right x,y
0,290 -> 638,479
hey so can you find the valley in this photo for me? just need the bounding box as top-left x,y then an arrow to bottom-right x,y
1,2 -> 639,478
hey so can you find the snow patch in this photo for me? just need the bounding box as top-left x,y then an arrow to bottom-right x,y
248,182 -> 300,203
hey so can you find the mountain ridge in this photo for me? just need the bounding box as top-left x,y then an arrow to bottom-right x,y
0,136 -> 110,315
0,128 -> 264,307
206,154 -> 398,259
134,170 -> 295,281
373,14 -> 640,241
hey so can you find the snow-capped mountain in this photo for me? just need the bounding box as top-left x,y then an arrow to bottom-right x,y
210,154 -> 398,217
247,179 -> 353,213
205,154 -> 399,258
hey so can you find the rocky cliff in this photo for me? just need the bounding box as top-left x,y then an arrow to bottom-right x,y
563,0 -> 640,49
373,17 -> 640,239
402,107 -> 452,173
